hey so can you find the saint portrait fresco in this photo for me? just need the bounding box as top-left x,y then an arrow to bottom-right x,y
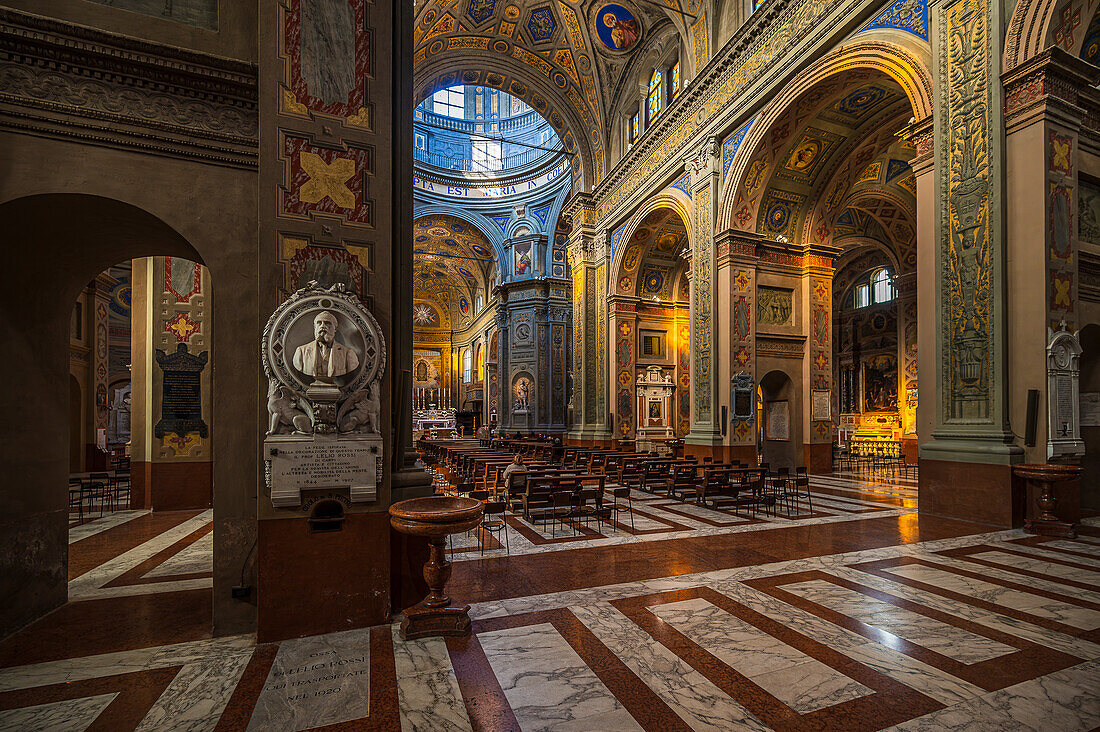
594,4 -> 640,51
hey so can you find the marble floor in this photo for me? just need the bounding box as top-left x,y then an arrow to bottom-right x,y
1,477 -> 1098,730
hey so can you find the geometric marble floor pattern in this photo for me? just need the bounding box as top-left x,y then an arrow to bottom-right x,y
445,472 -> 921,563
1,480 -> 1098,730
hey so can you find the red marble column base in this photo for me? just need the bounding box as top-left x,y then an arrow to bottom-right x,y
257,512 -> 390,643
901,438 -> 919,464
399,603 -> 471,640
149,462 -> 212,511
130,461 -> 152,509
1023,517 -> 1078,538
803,443 -> 833,474
919,460 -> 1025,528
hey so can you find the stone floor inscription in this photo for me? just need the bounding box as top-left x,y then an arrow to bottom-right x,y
246,628 -> 372,732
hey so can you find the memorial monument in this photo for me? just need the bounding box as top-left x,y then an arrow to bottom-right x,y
262,282 -> 386,508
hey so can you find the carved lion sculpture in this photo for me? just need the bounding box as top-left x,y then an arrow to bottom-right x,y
267,379 -> 312,435
337,384 -> 380,433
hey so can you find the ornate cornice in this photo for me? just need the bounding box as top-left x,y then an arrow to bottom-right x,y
0,8 -> 258,168
1002,46 -> 1100,130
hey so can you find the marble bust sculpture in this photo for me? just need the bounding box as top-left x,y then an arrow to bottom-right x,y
292,310 -> 359,379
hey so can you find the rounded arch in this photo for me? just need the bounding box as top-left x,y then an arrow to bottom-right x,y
717,41 -> 932,231
832,240 -> 901,305
415,61 -> 598,190
1004,0 -> 1066,70
412,203 -> 509,263
608,189 -> 692,287
0,194 -> 204,316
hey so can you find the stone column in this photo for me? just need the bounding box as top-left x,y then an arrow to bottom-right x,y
716,229 -> 760,463
609,298 -> 638,443
921,0 -> 1023,526
895,271 -> 918,462
910,116 -> 936,454
1003,49 -> 1098,466
565,194 -> 612,443
130,256 -> 213,511
257,0 -> 413,641
802,249 -> 835,473
685,136 -> 722,455
89,273 -> 112,469
495,307 -> 511,429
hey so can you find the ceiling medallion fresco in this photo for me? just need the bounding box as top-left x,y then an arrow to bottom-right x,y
593,3 -> 641,51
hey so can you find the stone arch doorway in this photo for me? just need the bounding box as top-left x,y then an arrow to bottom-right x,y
758,369 -> 800,470
0,193 -> 243,640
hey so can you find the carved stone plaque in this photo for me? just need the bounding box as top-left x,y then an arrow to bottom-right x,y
269,437 -> 381,508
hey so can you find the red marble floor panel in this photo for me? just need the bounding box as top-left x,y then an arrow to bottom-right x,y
0,589 -> 212,668
0,666 -> 180,730
68,510 -> 206,581
850,556 -> 1100,643
611,586 -> 942,731
447,632 -> 522,732
744,570 -> 1083,689
447,514 -> 993,605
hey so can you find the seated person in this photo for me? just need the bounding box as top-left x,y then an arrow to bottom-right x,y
501,454 -> 527,493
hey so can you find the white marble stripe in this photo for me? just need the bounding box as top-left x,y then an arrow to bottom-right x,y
570,602 -> 770,731
478,622 -> 643,731
724,581 -> 986,707
780,579 -> 1015,664
649,597 -> 873,714
828,566 -> 1100,661
68,510 -> 213,599
990,541 -> 1100,569
135,651 -> 251,732
144,531 -> 213,578
880,564 -> 1100,630
68,510 -> 150,544
391,626 -> 473,732
0,635 -> 256,692
904,554 -> 1100,607
70,578 -> 214,602
0,693 -> 117,732
963,550 -> 1100,586
886,659 -> 1100,731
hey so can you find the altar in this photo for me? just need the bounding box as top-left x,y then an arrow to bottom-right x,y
414,407 -> 457,434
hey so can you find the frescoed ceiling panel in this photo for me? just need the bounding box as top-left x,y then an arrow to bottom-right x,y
728,70 -> 912,251
414,0 -> 692,183
612,207 -> 689,300
413,215 -> 497,329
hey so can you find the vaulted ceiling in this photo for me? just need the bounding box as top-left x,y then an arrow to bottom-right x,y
413,0 -> 693,187
613,207 -> 689,301
413,215 -> 497,330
